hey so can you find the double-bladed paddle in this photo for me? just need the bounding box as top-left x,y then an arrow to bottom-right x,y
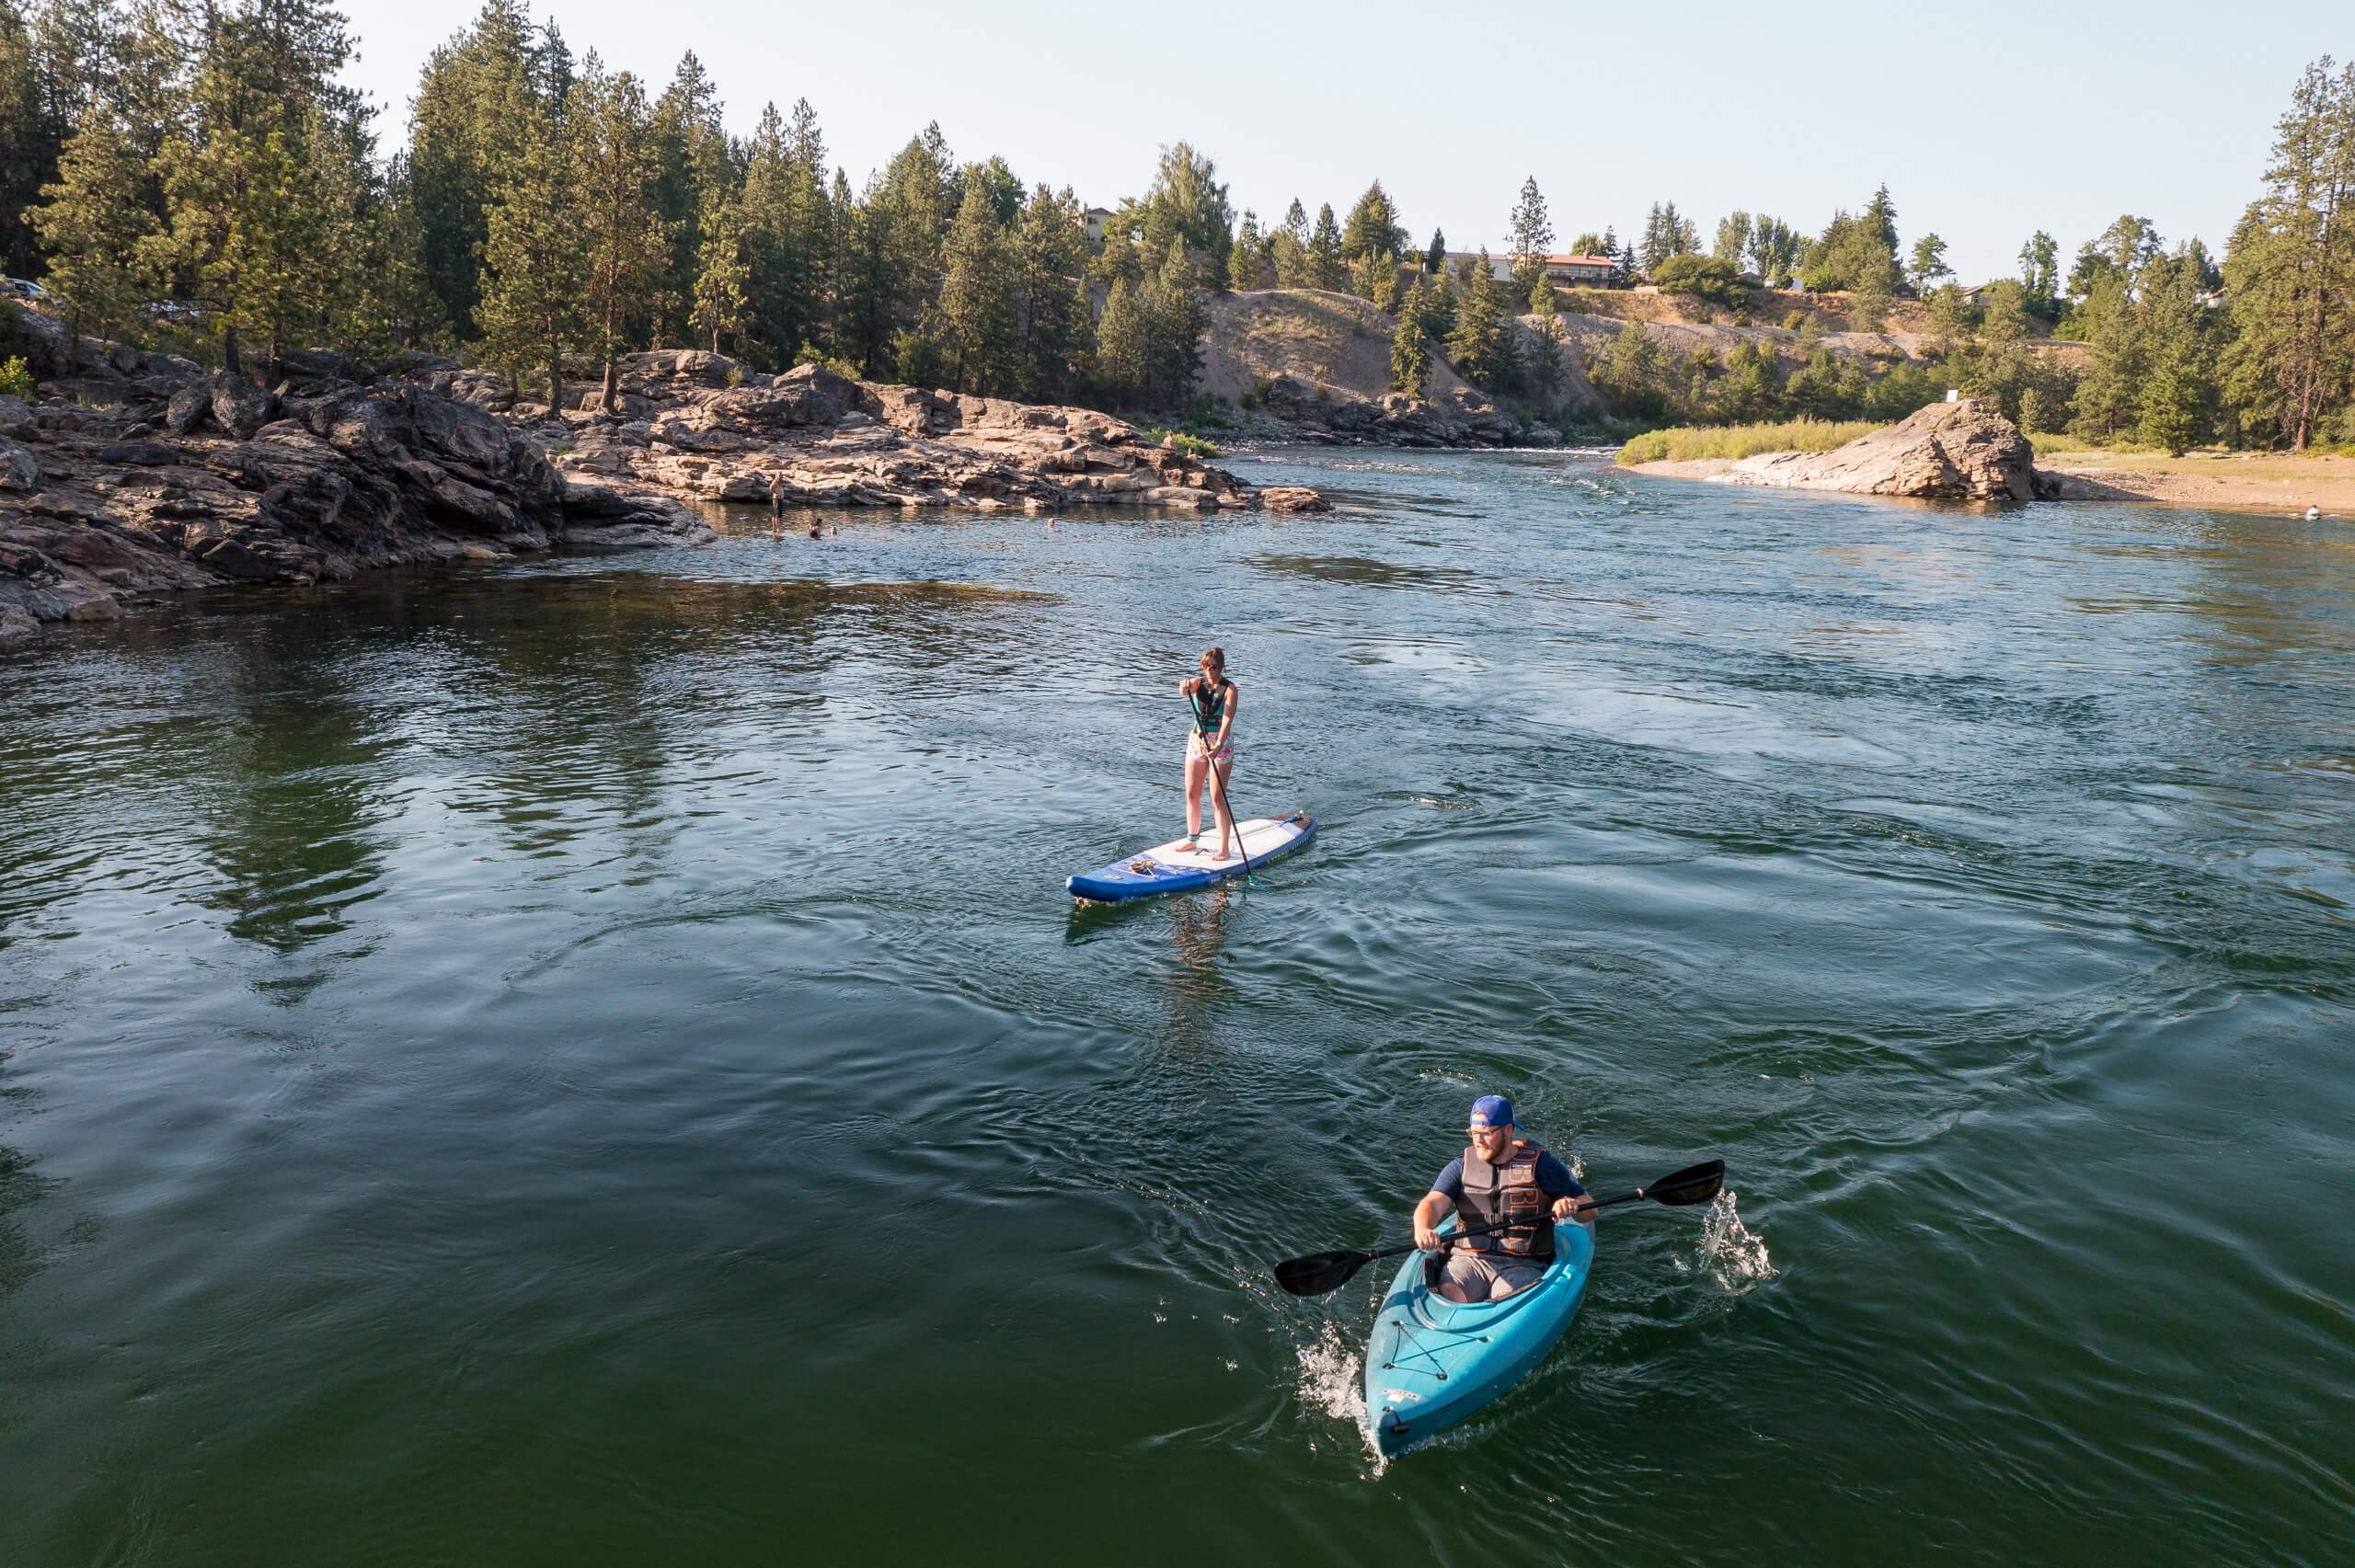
1270,1159 -> 1726,1299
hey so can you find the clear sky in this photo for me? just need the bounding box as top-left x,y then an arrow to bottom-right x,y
337,0 -> 2336,283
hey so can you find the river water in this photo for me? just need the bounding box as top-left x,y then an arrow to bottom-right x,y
3,449 -> 2350,1564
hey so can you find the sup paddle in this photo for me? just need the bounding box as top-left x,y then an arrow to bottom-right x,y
1191,684 -> 1256,886
1271,1159 -> 1725,1299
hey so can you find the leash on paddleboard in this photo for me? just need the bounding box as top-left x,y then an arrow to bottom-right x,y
1269,1160 -> 1726,1298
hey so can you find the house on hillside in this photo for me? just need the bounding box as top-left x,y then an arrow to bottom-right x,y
1540,253 -> 1619,285
1084,207 -> 1115,246
1442,250 -> 1515,282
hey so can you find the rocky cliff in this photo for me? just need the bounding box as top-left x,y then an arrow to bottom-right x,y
422,349 -> 1326,517
0,310 -> 709,646
0,314 -> 1324,646
1712,398 -> 2045,502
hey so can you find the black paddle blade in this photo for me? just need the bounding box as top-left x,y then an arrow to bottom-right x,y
1273,1249 -> 1372,1298
1645,1160 -> 1726,1207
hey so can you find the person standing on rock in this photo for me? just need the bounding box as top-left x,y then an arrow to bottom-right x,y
768,472 -> 786,528
1181,647 -> 1241,861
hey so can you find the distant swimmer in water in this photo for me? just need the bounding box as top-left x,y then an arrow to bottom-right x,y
809,523 -> 821,539
2305,505 -> 2322,520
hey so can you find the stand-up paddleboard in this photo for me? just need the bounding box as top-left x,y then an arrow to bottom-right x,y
1067,812 -> 1315,904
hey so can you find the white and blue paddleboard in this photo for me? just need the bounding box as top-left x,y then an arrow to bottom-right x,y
1066,813 -> 1316,904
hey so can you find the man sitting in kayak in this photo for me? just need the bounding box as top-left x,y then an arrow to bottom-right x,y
1412,1095 -> 1593,1301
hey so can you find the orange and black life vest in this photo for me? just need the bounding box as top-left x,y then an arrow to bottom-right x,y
1457,1139 -> 1555,1260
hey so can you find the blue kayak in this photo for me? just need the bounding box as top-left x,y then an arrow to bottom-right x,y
1362,1214 -> 1595,1457
1066,813 -> 1315,904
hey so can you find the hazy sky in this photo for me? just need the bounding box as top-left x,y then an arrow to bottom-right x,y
337,0 -> 2335,283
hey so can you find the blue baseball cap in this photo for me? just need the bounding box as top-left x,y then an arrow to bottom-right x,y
1467,1094 -> 1516,1130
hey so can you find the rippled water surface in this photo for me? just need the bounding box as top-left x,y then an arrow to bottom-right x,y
4,451 -> 2352,1564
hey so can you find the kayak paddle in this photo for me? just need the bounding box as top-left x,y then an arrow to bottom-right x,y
1271,1159 -> 1725,1299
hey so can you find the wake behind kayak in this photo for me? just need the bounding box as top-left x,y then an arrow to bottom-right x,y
1066,812 -> 1315,904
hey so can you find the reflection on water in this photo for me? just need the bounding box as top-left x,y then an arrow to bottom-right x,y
2,460 -> 2353,1567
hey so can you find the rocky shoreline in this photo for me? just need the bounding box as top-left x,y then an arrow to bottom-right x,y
0,314 -> 1326,646
1622,400 -> 2049,503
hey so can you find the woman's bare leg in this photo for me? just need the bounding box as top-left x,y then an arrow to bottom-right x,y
1182,749 -> 1207,841
1211,753 -> 1236,856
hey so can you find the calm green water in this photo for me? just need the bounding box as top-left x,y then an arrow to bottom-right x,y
3,450 -> 2352,1564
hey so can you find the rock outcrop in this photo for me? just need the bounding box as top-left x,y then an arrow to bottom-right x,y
415,350 -> 1326,516
0,317 -> 711,645
1255,375 -> 1545,448
1713,399 -> 2041,502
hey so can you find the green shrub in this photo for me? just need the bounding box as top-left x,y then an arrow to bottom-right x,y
794,342 -> 862,381
1617,418 -> 1878,465
1240,374 -> 1273,410
1783,311 -> 1809,330
1651,254 -> 1742,305
0,356 -> 33,400
1140,425 -> 1224,459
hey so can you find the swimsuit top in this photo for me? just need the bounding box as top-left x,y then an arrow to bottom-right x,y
1189,680 -> 1231,737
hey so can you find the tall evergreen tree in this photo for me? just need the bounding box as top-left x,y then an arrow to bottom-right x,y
0,0 -> 51,277
1341,179 -> 1404,264
935,179 -> 1013,392
477,99 -> 581,408
1225,208 -> 1262,291
1390,274 -> 1430,394
1132,141 -> 1232,286
1140,236 -> 1204,406
30,100 -> 154,338
1508,175 -> 1554,269
2220,57 -> 2355,450
1094,271 -> 1146,406
1307,201 -> 1345,291
571,55 -> 668,407
406,0 -> 539,339
649,49 -> 727,347
1447,246 -> 1504,384
1425,227 -> 1445,274
1010,183 -> 1086,401
1907,233 -> 1950,290
2018,230 -> 2060,312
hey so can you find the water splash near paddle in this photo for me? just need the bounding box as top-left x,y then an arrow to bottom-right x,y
1293,1322 -> 1387,1474
1696,1189 -> 1775,1290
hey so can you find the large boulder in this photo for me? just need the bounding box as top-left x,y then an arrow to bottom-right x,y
210,372 -> 280,440
0,436 -> 38,490
1717,398 -> 2039,502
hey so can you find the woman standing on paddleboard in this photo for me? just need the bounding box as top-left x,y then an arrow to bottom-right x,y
1181,647 -> 1240,860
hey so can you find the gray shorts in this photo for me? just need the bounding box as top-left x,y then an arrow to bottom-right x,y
1442,1247 -> 1545,1300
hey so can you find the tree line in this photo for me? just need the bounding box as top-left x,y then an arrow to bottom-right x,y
3,3 -> 2350,449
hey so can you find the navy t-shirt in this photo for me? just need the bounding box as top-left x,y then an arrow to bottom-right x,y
1431,1149 -> 1585,1202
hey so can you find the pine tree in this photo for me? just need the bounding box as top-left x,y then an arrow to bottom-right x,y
1141,236 -> 1204,407
1713,211 -> 1752,266
1447,247 -> 1503,384
1226,208 -> 1262,291
572,55 -> 669,408
935,179 -> 1013,392
30,102 -> 155,339
1426,228 -> 1446,274
1527,274 -> 1565,402
477,100 -> 582,409
1136,141 -> 1233,286
690,194 -> 751,354
1390,275 -> 1430,394
2018,230 -> 2060,313
1341,179 -> 1404,264
649,49 -> 727,347
2220,58 -> 2355,450
2068,272 -> 2144,440
0,0 -> 50,278
1010,183 -> 1086,401
1307,201 -> 1346,291
1508,176 -> 1554,272
1095,271 -> 1146,406
1907,234 -> 1950,290
407,0 -> 540,339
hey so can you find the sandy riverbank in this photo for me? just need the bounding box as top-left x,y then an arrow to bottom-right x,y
1624,451 -> 2354,516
